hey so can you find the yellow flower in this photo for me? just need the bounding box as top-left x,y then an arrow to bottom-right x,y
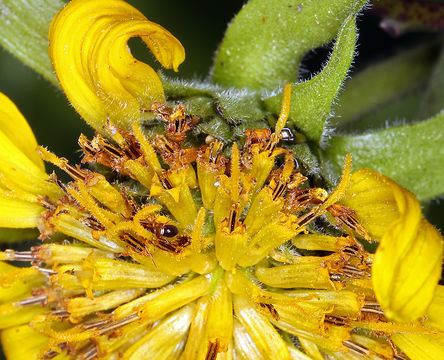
340,170 -> 444,322
49,0 -> 185,131
0,1 -> 443,360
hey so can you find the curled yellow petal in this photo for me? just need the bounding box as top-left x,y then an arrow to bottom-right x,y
372,179 -> 444,322
49,0 -> 185,130
340,169 -> 402,240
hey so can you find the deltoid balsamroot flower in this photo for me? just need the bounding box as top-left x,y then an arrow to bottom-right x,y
0,0 -> 443,360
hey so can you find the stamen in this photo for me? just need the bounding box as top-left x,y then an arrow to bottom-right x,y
82,216 -> 106,231
206,339 -> 220,360
79,344 -> 99,360
159,171 -> 173,190
343,340 -> 370,356
39,196 -> 57,212
119,232 -> 148,254
39,147 -> 89,181
96,313 -> 139,335
361,302 -> 385,315
3,249 -> 37,262
342,244 -> 361,256
35,267 -> 57,276
324,315 -> 350,327
328,204 -> 370,240
48,173 -> 70,195
151,102 -> 172,121
296,208 -> 319,227
50,309 -> 70,319
228,208 -> 238,233
17,294 -> 47,307
258,302 -> 280,321
272,182 -> 287,201
81,318 -> 110,330
208,140 -> 224,164
42,350 -> 61,359
342,265 -> 370,279
265,134 -> 279,155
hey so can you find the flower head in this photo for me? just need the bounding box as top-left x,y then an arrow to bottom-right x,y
0,1 -> 443,360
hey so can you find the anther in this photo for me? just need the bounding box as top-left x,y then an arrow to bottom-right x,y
79,344 -> 99,360
206,339 -> 220,360
159,171 -> 173,190
258,302 -> 280,321
97,313 -> 139,335
343,340 -> 370,356
17,294 -> 47,307
228,209 -> 238,233
50,309 -> 70,319
4,249 -> 36,262
35,267 -> 57,276
361,301 -> 385,315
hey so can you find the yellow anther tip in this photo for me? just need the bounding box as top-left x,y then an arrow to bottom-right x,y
275,83 -> 292,136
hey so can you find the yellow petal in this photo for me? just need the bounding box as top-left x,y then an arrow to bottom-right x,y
123,305 -> 194,360
0,93 -> 44,171
81,257 -> 175,291
206,278 -> 233,354
181,298 -> 209,360
233,295 -> 291,360
255,257 -> 333,289
138,275 -> 210,322
426,285 -> 444,331
340,169 -> 401,240
233,319 -> 263,360
392,333 -> 444,360
66,289 -> 144,320
2,325 -> 68,360
0,103 -> 59,204
0,195 -> 43,228
372,184 -> 443,322
0,265 -> 45,303
0,302 -> 45,329
49,0 -> 185,130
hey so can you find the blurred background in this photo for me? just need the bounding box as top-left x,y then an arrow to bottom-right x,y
0,0 -> 442,229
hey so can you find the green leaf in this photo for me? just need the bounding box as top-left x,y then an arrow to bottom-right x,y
418,44 -> 444,119
264,15 -> 357,143
333,43 -> 438,126
339,87 -> 426,133
162,75 -> 269,142
212,0 -> 365,90
323,112 -> 444,201
0,0 -> 64,87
